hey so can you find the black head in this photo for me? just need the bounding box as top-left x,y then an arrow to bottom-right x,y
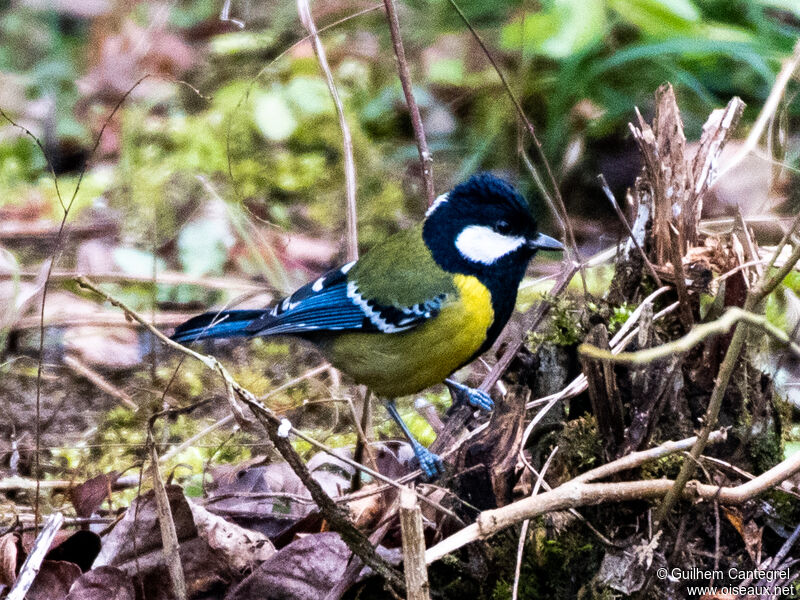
423,173 -> 562,281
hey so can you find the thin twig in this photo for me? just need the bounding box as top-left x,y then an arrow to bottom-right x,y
297,0 -> 359,261
425,444 -> 800,564
598,174 -> 662,287
444,0 -> 585,291
382,0 -> 434,206
579,306 -> 800,365
714,39 -> 800,184
63,354 -> 138,410
512,446 -> 557,600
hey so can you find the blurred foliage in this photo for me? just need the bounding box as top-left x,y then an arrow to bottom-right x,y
0,0 -> 797,259
0,0 -> 799,507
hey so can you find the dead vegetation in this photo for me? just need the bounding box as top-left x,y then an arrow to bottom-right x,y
1,5 -> 800,600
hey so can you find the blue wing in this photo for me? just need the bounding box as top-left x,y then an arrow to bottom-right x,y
172,262 -> 447,343
247,262 -> 446,335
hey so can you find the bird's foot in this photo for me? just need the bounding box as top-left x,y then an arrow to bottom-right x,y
445,379 -> 494,411
411,443 -> 444,480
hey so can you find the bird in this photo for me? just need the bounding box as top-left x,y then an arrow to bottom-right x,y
171,173 -> 563,478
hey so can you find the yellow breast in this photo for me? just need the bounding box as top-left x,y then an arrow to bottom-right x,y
325,275 -> 494,397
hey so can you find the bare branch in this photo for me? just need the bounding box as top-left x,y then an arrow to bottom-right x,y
382,0 -> 435,206
572,430 -> 727,484
426,444 -> 800,564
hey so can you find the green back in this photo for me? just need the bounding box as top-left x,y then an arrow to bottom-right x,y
349,225 -> 456,306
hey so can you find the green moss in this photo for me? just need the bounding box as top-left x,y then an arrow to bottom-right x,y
641,452 -> 685,480
490,523 -> 603,599
527,294 -> 584,348
762,489 -> 800,525
556,416 -> 603,476
748,428 -> 783,475
607,302 -> 635,335
322,432 -> 358,449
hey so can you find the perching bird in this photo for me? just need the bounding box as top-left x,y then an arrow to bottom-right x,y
171,173 -> 563,478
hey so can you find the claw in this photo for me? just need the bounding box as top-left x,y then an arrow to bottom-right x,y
464,387 -> 494,411
412,443 -> 445,480
445,379 -> 494,411
384,399 -> 445,479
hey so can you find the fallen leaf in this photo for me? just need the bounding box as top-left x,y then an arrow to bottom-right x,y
26,560 -> 82,600
225,532 -> 350,600
94,486 -> 233,598
69,472 -> 119,519
0,532 -> 23,587
46,531 -> 102,573
65,566 -> 135,600
722,507 -> 762,565
188,502 -> 276,572
94,486 -> 197,568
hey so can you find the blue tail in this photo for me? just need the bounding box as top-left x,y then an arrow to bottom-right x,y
171,310 -> 268,343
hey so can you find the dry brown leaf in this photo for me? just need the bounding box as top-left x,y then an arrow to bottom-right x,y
225,532 -> 350,600
26,560 -> 82,600
69,472 -> 119,519
0,532 -> 23,587
64,566 -> 135,600
188,502 -> 276,572
722,507 -> 763,565
45,531 -> 102,574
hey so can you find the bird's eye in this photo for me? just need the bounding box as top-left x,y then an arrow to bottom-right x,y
495,220 -> 512,234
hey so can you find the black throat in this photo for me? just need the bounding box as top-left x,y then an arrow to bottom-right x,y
422,218 -> 535,357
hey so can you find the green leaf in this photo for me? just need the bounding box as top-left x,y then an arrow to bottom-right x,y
253,91 -> 297,142
177,211 -> 235,277
501,0 -> 607,59
608,0 -> 701,37
285,76 -> 334,118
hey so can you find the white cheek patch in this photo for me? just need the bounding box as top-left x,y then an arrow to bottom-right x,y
455,225 -> 526,265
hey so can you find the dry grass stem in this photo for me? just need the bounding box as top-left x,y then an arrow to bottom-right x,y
715,39 -> 800,184
297,0 -> 359,261
147,432 -> 188,600
579,306 -> 800,364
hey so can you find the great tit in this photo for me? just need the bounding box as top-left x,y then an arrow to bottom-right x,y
171,173 -> 563,478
